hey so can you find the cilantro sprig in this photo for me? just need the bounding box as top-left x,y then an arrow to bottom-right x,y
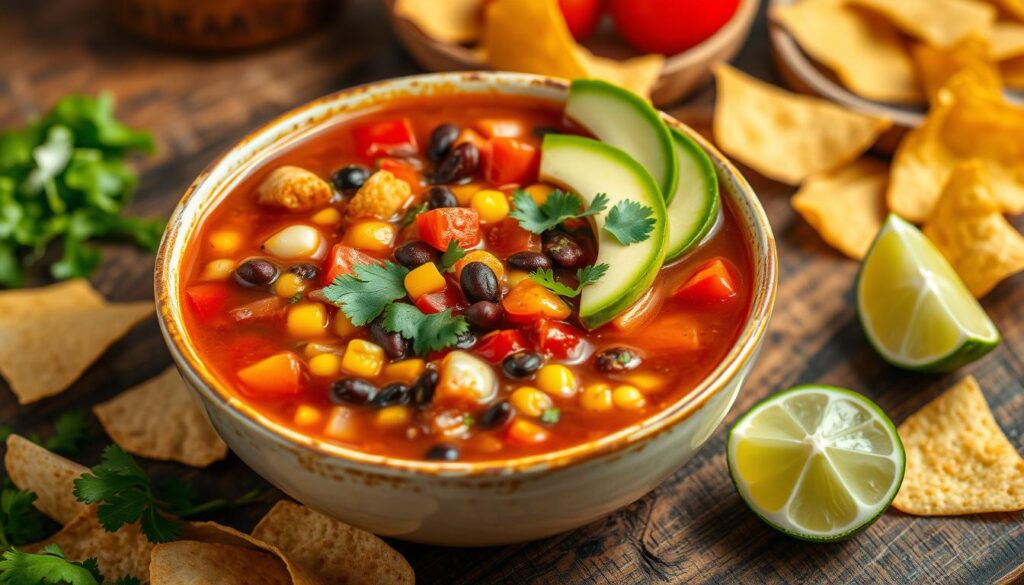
323,262 -> 409,326
37,410 -> 90,455
528,264 -> 609,298
383,303 -> 468,356
439,239 -> 465,272
0,484 -> 46,549
0,544 -> 140,585
509,190 -> 608,234
603,200 -> 655,245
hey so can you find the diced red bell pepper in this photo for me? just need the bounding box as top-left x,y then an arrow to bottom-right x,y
673,257 -> 739,304
473,330 -> 530,362
378,158 -> 423,190
533,320 -> 585,360
185,283 -> 231,322
353,118 -> 417,158
484,137 -> 539,186
322,244 -> 383,285
486,218 -> 540,256
237,352 -> 303,398
416,208 -> 481,251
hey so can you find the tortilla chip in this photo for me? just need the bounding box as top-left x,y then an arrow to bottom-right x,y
150,541 -> 292,585
579,52 -> 665,101
849,0 -> 996,48
912,37 -> 1001,104
0,280 -> 152,404
772,0 -> 923,103
252,501 -> 414,585
922,161 -> 1024,297
712,64 -> 892,185
93,368 -> 227,468
1001,56 -> 1024,88
394,0 -> 481,44
893,376 -> 1024,515
791,158 -> 889,259
29,509 -> 153,582
4,434 -> 88,524
482,0 -> 589,80
989,0 -> 1024,23
181,521 -> 327,585
990,21 -> 1024,59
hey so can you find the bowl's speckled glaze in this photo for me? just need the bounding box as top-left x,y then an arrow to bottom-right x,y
155,72 -> 777,546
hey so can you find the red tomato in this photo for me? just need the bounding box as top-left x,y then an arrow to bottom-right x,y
416,208 -> 482,251
322,244 -> 382,285
378,158 -> 423,190
559,0 -> 604,41
486,218 -> 540,256
672,257 -> 739,304
533,320 -> 585,360
484,137 -> 540,186
474,330 -> 530,362
353,118 -> 417,157
609,0 -> 739,55
184,283 -> 230,321
415,277 -> 466,314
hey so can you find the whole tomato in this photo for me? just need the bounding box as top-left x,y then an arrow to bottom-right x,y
558,0 -> 604,41
609,0 -> 740,55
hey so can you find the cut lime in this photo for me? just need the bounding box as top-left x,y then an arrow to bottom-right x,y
857,214 -> 999,372
727,385 -> 905,542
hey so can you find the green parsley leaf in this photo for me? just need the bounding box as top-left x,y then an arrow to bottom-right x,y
541,408 -> 561,424
603,200 -> 655,245
528,263 -> 609,298
509,190 -> 608,234
399,202 -> 428,229
323,262 -> 409,326
383,303 -> 468,355
0,486 -> 46,548
41,410 -> 91,455
0,544 -> 102,585
439,239 -> 466,272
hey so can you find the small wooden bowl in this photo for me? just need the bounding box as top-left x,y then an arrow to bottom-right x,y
383,0 -> 761,107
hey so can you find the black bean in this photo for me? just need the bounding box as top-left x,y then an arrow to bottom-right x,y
465,301 -> 503,332
479,400 -> 513,429
234,259 -> 279,287
331,164 -> 371,192
427,123 -> 460,162
288,263 -> 319,281
330,378 -> 377,405
426,186 -> 459,209
433,142 -> 479,185
460,262 -> 500,303
507,251 -> 551,271
542,231 -> 585,268
412,370 -> 439,406
594,347 -> 643,373
424,443 -> 459,461
455,331 -> 477,349
502,351 -> 543,379
374,383 -> 412,407
371,318 -> 410,360
395,241 -> 440,268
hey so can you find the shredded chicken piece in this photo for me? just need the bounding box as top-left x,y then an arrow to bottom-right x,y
257,165 -> 333,211
346,170 -> 411,220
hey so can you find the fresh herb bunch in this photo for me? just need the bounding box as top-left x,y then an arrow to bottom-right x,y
0,93 -> 164,287
0,544 -> 140,585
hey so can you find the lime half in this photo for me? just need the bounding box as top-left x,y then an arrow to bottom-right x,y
727,385 -> 905,542
857,214 -> 999,372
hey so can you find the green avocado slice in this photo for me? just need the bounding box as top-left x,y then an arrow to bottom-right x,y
665,128 -> 721,261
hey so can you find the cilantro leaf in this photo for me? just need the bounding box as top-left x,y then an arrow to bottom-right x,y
575,263 -> 609,288
323,262 -> 409,326
603,200 -> 655,245
509,190 -> 608,234
439,239 -> 465,272
41,410 -> 90,455
0,544 -> 101,585
0,486 -> 46,548
528,263 -> 609,298
383,303 -> 468,355
541,408 -> 561,424
399,202 -> 428,229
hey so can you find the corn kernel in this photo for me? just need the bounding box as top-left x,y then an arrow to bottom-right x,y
311,207 -> 342,226
304,342 -> 342,358
324,406 -> 359,440
507,269 -> 530,287
286,302 -> 328,338
525,183 -> 554,205
451,182 -> 483,206
454,250 -> 505,280
510,387 -> 553,417
274,272 -> 307,298
344,221 -> 396,252
209,229 -> 242,254
333,311 -> 359,338
341,339 -> 385,378
201,259 -> 236,281
404,262 -> 447,300
309,353 -> 341,377
626,372 -> 667,392
376,405 -> 412,429
612,385 -> 646,411
536,365 -> 577,399
293,405 -> 322,426
383,359 -> 425,383
580,384 -> 613,413
471,189 -> 511,224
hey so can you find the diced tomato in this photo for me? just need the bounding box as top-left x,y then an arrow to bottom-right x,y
415,285 -> 465,315
353,118 -> 417,158
484,137 -> 539,186
532,320 -> 585,360
673,257 -> 739,304
473,330 -> 530,362
416,208 -> 481,251
378,158 -> 423,190
475,118 -> 526,139
185,283 -> 231,322
322,244 -> 383,285
237,352 -> 304,398
503,280 -> 572,323
486,218 -> 540,256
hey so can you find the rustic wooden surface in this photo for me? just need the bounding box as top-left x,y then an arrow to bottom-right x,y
1,1 -> 1022,583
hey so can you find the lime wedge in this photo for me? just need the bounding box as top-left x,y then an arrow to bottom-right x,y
727,385 -> 905,542
857,214 -> 999,372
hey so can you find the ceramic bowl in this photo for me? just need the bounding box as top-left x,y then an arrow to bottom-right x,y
155,72 -> 778,546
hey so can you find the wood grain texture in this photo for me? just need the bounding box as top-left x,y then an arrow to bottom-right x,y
1,1 -> 1022,583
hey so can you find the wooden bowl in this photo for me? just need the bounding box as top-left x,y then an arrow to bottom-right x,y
382,0 -> 761,107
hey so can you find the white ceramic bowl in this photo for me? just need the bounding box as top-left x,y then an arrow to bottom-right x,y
155,72 -> 778,546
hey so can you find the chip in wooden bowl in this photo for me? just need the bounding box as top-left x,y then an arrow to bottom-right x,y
847,0 -> 996,48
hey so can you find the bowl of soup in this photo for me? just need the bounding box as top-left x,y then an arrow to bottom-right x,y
155,72 -> 777,546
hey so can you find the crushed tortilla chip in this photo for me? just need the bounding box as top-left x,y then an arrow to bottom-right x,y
849,0 -> 996,48
712,64 -> 892,185
990,21 -> 1024,59
93,368 -> 228,468
0,280 -> 152,404
252,500 -> 414,585
394,0 -> 482,44
791,158 -> 889,259
4,434 -> 88,524
29,509 -> 153,582
150,541 -> 292,585
771,0 -> 923,103
923,161 -> 1024,297
893,376 -> 1024,515
578,51 -> 665,101
181,521 -> 327,585
911,37 -> 1001,104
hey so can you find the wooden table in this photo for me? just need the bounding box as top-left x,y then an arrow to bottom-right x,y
2,1 -> 1022,583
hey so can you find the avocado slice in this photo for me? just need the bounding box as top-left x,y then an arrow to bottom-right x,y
665,128 -> 721,261
564,79 -> 679,201
540,134 -> 667,330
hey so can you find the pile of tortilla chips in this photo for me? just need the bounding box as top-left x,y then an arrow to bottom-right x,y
3,434 -> 415,584
393,0 -> 664,98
